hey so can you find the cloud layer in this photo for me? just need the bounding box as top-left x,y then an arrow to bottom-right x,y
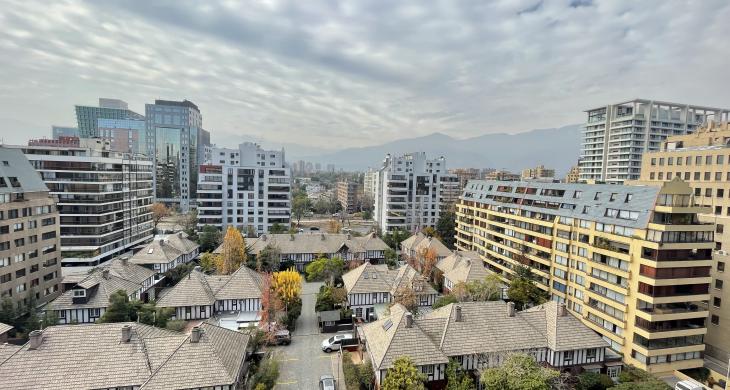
0,0 -> 728,149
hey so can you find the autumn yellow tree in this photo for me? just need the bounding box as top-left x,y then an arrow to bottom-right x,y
272,268 -> 302,307
150,203 -> 170,232
418,247 -> 438,278
327,219 -> 342,234
218,226 -> 246,274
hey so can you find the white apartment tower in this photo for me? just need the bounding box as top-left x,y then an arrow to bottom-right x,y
197,142 -> 291,234
373,152 -> 456,233
579,99 -> 729,184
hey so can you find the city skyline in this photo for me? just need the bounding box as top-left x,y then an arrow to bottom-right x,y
1,1 -> 730,151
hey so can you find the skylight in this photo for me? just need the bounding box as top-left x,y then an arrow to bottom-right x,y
382,319 -> 393,331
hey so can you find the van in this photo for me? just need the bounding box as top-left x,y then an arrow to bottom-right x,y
321,333 -> 355,352
675,379 -> 704,390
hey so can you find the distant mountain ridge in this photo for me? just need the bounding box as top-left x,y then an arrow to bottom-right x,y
299,124 -> 582,176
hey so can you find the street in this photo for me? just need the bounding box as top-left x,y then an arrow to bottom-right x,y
272,281 -> 344,389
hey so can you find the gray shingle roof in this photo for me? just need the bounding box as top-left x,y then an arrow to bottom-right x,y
438,252 -> 492,285
400,232 -> 453,258
363,301 -> 608,369
390,264 -> 438,297
0,344 -> 20,365
0,322 -> 249,390
157,266 -> 264,308
342,263 -> 393,294
130,239 -> 185,264
219,232 -> 388,256
0,322 -> 12,335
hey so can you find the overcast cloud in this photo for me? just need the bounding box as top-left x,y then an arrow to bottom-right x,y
0,0 -> 728,149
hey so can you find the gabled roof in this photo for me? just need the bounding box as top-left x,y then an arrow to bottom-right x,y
390,264 -> 438,296
440,253 -> 492,285
400,232 -> 452,258
140,323 -> 249,389
436,251 -> 478,274
342,263 -> 394,294
130,239 -> 184,265
362,304 -> 448,371
0,323 -> 12,335
156,266 -> 264,308
223,232 -> 388,256
0,322 -> 250,390
47,259 -> 150,311
164,232 -> 200,254
522,302 -> 608,351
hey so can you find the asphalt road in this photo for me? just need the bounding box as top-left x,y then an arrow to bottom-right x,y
273,281 -> 343,389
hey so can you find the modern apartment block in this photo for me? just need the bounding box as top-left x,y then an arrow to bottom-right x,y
373,152 -> 456,233
97,118 -> 146,154
337,180 -> 359,214
0,147 -> 62,308
484,169 -> 520,181
579,99 -> 729,184
455,179 -> 714,374
448,168 -> 482,189
10,138 -> 154,267
75,98 -> 144,138
629,120 -> 730,363
521,165 -> 556,180
145,99 -> 210,212
197,142 -> 291,234
564,165 -> 581,183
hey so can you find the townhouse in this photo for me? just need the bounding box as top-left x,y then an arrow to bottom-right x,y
400,232 -> 453,265
0,322 -> 250,390
156,266 -> 263,321
435,251 -> 494,293
342,262 -> 438,320
361,301 -> 616,388
130,231 -> 200,275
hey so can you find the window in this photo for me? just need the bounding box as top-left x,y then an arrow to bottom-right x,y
717,155 -> 725,164
711,315 -> 720,325
715,279 -> 723,290
705,172 -> 711,181
586,348 -> 597,359
563,351 -> 574,363
594,192 -> 601,200
719,262 -> 726,272
72,289 -> 86,297
625,194 -> 633,202
694,172 -> 700,180
719,189 -> 725,198
610,193 -> 617,201
706,155 -> 713,165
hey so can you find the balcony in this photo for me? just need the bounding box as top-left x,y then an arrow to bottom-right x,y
634,317 -> 706,334
637,301 -> 708,316
593,237 -> 630,255
641,248 -> 712,262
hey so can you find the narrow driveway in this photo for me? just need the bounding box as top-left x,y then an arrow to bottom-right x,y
274,281 -> 343,389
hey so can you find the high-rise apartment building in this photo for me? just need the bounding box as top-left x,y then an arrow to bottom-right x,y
145,99 -> 210,212
629,120 -> 730,363
337,180 -> 359,214
75,98 -> 144,138
197,143 -> 291,234
0,147 -> 62,308
579,99 -> 729,184
373,152 -> 456,233
521,165 -> 556,180
448,168 -> 482,189
11,138 -> 154,267
455,179 -> 713,374
50,126 -> 78,139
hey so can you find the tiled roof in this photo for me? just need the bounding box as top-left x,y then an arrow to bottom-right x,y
363,301 -> 608,369
342,263 -> 395,294
140,323 -> 249,389
219,232 -> 388,256
0,322 -> 249,390
157,266 -> 264,308
164,232 -> 200,253
47,259 -> 150,311
439,253 -> 492,285
390,264 -> 438,297
0,322 -> 12,335
130,239 -> 185,264
0,344 -> 20,364
362,304 -> 448,371
400,232 -> 453,258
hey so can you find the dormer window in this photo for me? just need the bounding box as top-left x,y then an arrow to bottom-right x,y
72,289 -> 86,298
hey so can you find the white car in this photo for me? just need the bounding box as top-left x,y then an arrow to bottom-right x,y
321,333 -> 353,352
319,375 -> 335,390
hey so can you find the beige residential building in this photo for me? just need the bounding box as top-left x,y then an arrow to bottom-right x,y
449,168 -> 482,189
456,179 -> 713,374
484,169 -> 520,181
565,165 -> 581,183
521,165 -> 556,180
0,147 -> 62,309
337,180 -> 359,214
630,121 -> 730,363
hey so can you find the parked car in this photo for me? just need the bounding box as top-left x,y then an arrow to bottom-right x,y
675,380 -> 703,390
319,375 -> 336,390
321,333 -> 356,352
267,329 -> 291,346
310,226 -> 320,231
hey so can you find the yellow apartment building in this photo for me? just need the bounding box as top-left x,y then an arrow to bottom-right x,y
455,178 -> 713,374
630,121 -> 730,365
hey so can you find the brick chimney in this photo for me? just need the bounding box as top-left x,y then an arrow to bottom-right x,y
191,326 -> 202,343
455,305 -> 463,322
557,303 -> 567,317
121,324 -> 132,343
405,312 -> 413,328
29,330 -> 43,350
507,301 -> 515,317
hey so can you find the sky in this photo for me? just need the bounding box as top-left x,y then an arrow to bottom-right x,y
0,0 -> 729,150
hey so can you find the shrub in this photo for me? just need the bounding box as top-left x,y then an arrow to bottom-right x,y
577,372 -> 614,390
165,319 -> 187,332
252,355 -> 280,389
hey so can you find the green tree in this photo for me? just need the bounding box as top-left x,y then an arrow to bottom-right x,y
292,195 -> 311,226
198,225 -> 222,252
315,285 -> 347,312
41,311 -> 59,328
269,223 -> 287,234
383,229 -> 411,250
252,355 -> 280,389
466,274 -> 504,301
384,248 -> 399,268
577,372 -> 615,390
480,354 -> 559,390
507,266 -> 547,310
162,262 -> 196,285
199,252 -> 220,273
99,290 -> 132,323
362,210 -> 372,220
382,356 -> 426,390
436,210 -> 457,249
432,294 -> 459,309
445,359 -> 475,390
305,256 -> 345,284
254,244 -> 282,272
0,297 -> 16,325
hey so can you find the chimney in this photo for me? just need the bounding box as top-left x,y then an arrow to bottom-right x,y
121,256 -> 129,266
455,305 -> 462,322
193,266 -> 202,273
102,269 -> 110,279
29,330 -> 43,350
558,303 -> 567,317
261,234 -> 267,241
507,302 -> 515,317
177,232 -> 183,238
321,233 -> 326,241
290,234 -> 295,241
121,324 -> 132,343
159,239 -> 165,246
191,326 -> 202,343
347,233 -> 351,240
405,312 -> 413,328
